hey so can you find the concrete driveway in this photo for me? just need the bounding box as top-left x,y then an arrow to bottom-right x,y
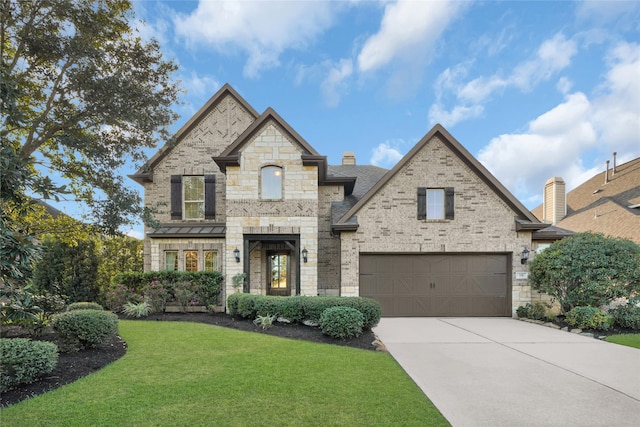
373,318 -> 640,427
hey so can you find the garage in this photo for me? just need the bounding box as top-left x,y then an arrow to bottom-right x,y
359,254 -> 511,317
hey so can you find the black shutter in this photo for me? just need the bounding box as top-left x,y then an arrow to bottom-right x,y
445,187 -> 455,220
417,187 -> 426,220
204,174 -> 216,220
170,175 -> 182,220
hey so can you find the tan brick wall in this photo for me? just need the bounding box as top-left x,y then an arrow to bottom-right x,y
340,135 -> 532,314
142,94 -> 255,271
317,185 -> 343,293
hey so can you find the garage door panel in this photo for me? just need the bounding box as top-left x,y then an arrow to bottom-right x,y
360,254 -> 510,317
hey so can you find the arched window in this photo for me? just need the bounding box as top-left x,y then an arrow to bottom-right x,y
261,166 -> 282,199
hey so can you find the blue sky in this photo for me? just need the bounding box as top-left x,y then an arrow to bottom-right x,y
50,1 -> 640,238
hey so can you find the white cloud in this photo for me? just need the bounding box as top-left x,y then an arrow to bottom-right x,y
174,1 -> 336,78
428,103 -> 484,127
477,42 -> 640,208
125,228 -> 144,240
357,0 -> 463,73
370,142 -> 404,168
430,33 -> 578,127
321,59 -> 354,108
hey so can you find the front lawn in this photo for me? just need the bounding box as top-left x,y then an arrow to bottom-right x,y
1,320 -> 448,426
605,333 -> 640,349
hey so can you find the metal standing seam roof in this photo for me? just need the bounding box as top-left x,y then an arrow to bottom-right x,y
147,224 -> 226,238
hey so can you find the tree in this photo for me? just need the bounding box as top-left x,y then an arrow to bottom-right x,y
529,232 -> 640,313
96,235 -> 143,292
32,237 -> 100,303
1,0 -> 179,234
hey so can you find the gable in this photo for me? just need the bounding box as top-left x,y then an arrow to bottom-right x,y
130,84 -> 259,184
336,124 -> 539,228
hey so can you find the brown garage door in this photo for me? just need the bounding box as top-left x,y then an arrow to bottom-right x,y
359,254 -> 510,317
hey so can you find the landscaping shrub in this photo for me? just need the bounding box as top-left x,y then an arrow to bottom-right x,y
338,297 -> 382,329
609,304 -> 640,330
52,309 -> 118,351
236,294 -> 260,318
529,233 -> 640,313
67,302 -> 103,311
226,293 -> 241,315
300,296 -> 342,323
276,296 -> 305,323
320,306 -> 364,339
565,306 -> 614,331
122,301 -> 152,318
254,295 -> 282,317
106,271 -> 223,311
515,301 -> 551,321
0,338 -> 58,392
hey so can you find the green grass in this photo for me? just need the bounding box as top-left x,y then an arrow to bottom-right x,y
1,321 -> 448,426
605,333 -> 640,349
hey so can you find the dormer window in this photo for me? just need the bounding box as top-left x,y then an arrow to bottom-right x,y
261,166 -> 283,199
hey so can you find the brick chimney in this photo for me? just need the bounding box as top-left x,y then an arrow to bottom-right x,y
342,151 -> 356,166
543,177 -> 566,224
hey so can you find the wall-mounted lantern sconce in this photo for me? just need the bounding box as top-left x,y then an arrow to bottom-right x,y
520,248 -> 530,265
301,247 -> 308,263
233,247 -> 240,263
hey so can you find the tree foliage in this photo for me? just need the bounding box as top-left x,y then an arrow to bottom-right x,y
1,0 -> 180,234
529,233 -> 640,313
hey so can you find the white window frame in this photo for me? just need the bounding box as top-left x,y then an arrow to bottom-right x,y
183,176 -> 205,219
261,166 -> 283,200
426,188 -> 445,220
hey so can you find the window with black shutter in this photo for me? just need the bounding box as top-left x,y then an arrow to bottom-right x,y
417,187 -> 454,220
170,174 -> 216,220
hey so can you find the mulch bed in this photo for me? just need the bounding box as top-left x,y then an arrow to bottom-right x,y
1,312 -> 379,407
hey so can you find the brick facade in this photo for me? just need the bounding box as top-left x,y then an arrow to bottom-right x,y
133,84 -> 542,316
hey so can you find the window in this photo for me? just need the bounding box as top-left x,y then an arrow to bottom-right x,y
204,251 -> 218,271
170,175 -> 216,220
185,251 -> 198,272
165,251 -> 178,271
261,166 -> 282,199
417,187 -> 454,220
427,189 -> 445,219
183,176 -> 204,219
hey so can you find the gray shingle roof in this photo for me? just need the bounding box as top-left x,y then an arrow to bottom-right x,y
327,165 -> 388,225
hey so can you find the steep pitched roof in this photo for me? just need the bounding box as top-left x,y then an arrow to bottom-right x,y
213,107 -> 356,193
328,165 -> 389,225
533,157 -> 640,243
335,124 -> 541,229
129,84 -> 259,184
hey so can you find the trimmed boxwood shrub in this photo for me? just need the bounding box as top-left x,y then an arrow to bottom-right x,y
609,304 -> 640,330
52,309 -> 118,351
226,295 -> 381,329
320,306 -> 364,339
0,338 -> 58,392
565,306 -> 614,331
67,302 -> 103,311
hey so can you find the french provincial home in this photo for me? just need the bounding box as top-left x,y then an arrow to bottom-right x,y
130,84 -> 548,317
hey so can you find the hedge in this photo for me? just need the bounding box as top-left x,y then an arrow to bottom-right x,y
1,338 -> 58,392
106,270 -> 224,311
67,302 -> 104,311
320,306 -> 364,339
226,294 -> 381,329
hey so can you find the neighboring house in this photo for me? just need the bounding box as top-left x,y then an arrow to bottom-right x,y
532,156 -> 640,245
130,84 -> 546,317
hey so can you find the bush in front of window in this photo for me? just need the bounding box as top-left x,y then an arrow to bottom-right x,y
105,270 -> 223,312
319,306 -> 364,339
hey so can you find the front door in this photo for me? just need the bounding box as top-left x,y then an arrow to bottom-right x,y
268,252 -> 290,296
